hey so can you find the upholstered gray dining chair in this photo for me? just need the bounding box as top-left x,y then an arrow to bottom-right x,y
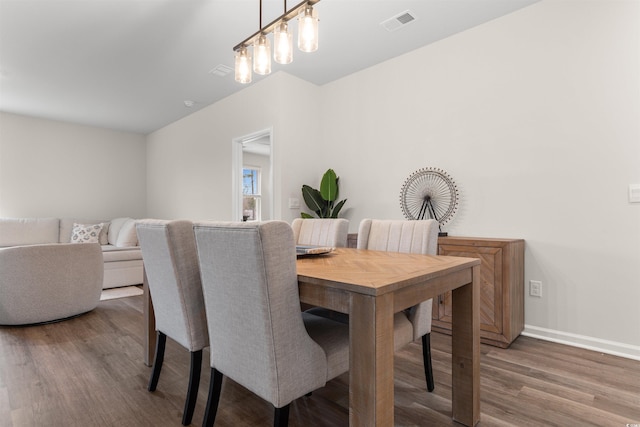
193,220 -> 350,427
358,218 -> 439,392
291,218 -> 349,248
136,219 -> 209,426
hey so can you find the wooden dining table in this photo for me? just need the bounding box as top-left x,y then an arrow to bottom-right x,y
143,247 -> 481,427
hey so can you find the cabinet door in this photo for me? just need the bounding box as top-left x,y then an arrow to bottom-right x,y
435,244 -> 504,336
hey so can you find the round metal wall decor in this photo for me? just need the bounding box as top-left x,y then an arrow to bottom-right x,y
399,167 -> 459,227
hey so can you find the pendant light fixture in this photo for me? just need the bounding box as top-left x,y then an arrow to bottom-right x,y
234,47 -> 252,84
233,0 -> 320,84
298,3 -> 319,53
253,0 -> 271,76
273,21 -> 293,64
253,34 -> 271,75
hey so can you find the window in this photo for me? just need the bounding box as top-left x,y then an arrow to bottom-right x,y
242,167 -> 261,221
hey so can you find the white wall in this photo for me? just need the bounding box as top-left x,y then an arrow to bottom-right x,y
318,0 -> 640,357
145,71 -> 320,221
0,112 -> 146,219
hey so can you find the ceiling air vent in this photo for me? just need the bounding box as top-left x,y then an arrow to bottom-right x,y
209,64 -> 233,77
381,10 -> 417,32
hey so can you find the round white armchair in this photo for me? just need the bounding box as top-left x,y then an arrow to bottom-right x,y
0,243 -> 103,325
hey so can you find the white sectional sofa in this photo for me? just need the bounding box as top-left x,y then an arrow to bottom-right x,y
0,217 -> 144,289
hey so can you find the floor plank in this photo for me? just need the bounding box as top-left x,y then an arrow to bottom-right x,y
0,295 -> 638,426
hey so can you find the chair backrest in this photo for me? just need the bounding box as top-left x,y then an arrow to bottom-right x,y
357,218 -> 439,339
357,219 -> 439,255
193,220 -> 327,408
291,218 -> 349,247
136,219 -> 208,351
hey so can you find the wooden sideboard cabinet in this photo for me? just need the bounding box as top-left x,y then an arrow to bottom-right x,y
433,236 -> 525,348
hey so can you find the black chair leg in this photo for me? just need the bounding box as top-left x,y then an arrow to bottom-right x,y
203,368 -> 223,427
274,404 -> 290,427
422,333 -> 435,392
182,350 -> 203,425
148,331 -> 167,392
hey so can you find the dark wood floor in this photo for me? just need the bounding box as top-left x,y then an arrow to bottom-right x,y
1,295 -> 638,427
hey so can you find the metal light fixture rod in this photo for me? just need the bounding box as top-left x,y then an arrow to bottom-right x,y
233,0 -> 320,51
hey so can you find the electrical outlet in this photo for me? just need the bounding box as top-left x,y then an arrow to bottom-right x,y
529,280 -> 542,298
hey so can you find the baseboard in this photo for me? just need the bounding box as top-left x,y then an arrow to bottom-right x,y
100,285 -> 144,301
522,325 -> 640,361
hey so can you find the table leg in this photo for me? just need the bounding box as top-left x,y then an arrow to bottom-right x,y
143,268 -> 156,367
349,292 -> 395,427
451,264 -> 481,426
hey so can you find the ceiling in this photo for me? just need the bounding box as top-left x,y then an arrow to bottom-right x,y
0,0 -> 538,135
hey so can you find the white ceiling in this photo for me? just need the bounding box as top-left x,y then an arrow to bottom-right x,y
0,0 -> 539,134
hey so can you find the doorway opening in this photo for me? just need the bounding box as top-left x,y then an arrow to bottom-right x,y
232,128 -> 273,221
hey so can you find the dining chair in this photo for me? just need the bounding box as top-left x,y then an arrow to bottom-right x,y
291,218 -> 349,247
136,219 -> 209,426
357,218 -> 439,392
193,220 -> 350,427
307,218 -> 439,392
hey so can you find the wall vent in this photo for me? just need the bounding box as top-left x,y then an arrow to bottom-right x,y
381,10 -> 417,32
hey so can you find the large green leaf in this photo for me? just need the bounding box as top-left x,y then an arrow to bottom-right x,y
330,199 -> 347,218
301,185 -> 326,215
300,212 -> 314,218
320,169 -> 338,202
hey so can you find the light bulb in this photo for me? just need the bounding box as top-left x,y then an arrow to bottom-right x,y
234,47 -> 252,84
298,5 -> 318,53
253,34 -> 272,75
273,22 -> 293,65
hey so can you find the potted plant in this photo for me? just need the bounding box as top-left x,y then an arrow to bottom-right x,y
301,169 -> 347,218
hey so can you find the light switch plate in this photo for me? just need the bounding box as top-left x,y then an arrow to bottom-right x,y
288,198 -> 300,209
629,184 -> 640,203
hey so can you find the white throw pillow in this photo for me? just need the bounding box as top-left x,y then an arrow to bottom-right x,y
115,218 -> 138,247
108,217 -> 130,245
60,218 -> 109,244
70,223 -> 104,244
